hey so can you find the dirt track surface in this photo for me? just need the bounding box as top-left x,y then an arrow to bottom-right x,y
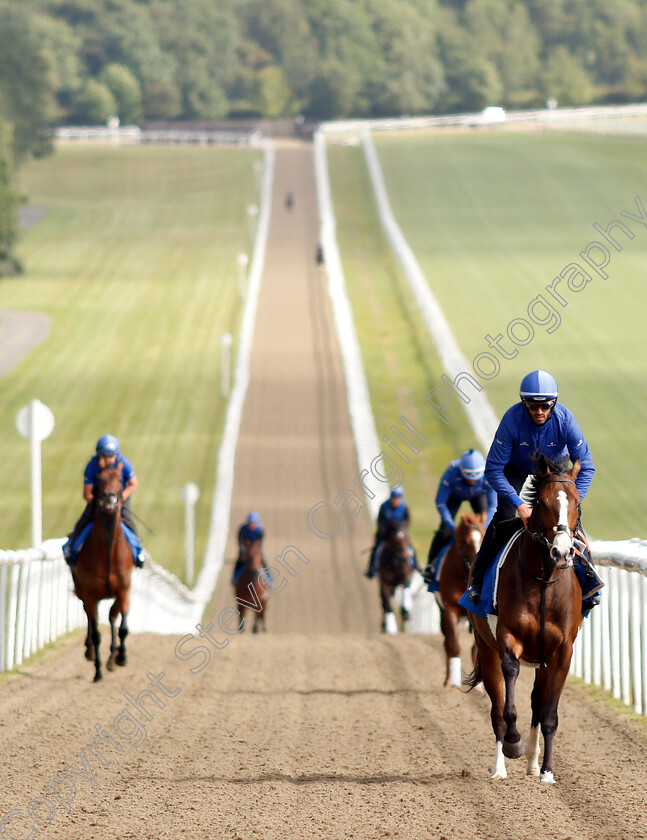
2,143 -> 647,840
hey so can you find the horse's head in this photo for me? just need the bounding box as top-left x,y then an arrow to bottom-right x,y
384,522 -> 410,555
529,455 -> 581,566
456,512 -> 486,560
96,467 -> 123,516
241,538 -> 263,571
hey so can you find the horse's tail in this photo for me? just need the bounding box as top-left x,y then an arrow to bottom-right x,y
464,649 -> 482,692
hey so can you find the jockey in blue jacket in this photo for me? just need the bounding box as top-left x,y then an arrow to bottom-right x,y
63,435 -> 144,567
365,487 -> 418,578
467,370 -> 602,610
231,511 -> 267,585
423,449 -> 496,581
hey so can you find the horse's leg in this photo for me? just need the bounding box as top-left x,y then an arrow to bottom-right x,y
85,602 -> 102,682
440,606 -> 462,689
84,621 -> 94,661
525,667 -> 548,777
501,647 -> 524,759
380,583 -> 397,634
107,600 -> 119,671
475,634 -> 508,780
400,583 -> 413,630
535,648 -> 572,784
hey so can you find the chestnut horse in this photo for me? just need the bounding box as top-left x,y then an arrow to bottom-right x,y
72,467 -> 133,682
435,512 -> 486,688
377,523 -> 416,634
467,456 -> 583,783
234,539 -> 268,633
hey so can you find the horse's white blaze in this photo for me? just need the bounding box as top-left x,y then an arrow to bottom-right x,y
448,656 -> 462,688
525,725 -> 541,776
490,742 -> 507,780
401,586 -> 413,614
469,529 -> 482,552
552,490 -> 572,557
384,612 -> 398,635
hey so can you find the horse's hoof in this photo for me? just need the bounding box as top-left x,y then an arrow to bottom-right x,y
93,673 -> 102,683
115,653 -> 127,666
106,658 -> 115,672
503,740 -> 525,759
540,771 -> 556,784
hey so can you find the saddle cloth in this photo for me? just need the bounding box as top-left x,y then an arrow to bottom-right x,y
425,541 -> 453,594
72,522 -> 141,565
458,528 -> 524,619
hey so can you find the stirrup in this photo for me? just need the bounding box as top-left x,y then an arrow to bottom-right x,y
468,587 -> 481,603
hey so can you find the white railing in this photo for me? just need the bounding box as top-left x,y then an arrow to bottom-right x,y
573,539 -> 647,715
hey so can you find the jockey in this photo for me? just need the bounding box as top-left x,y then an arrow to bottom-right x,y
467,370 -> 603,610
423,449 -> 496,583
62,435 -> 144,568
365,486 -> 418,578
231,511 -> 268,585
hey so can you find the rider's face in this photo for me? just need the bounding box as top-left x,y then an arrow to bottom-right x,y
524,399 -> 556,426
98,453 -> 118,469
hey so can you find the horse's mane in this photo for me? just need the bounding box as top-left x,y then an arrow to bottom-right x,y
520,454 -> 571,505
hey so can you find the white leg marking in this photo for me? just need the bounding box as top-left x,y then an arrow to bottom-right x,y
526,725 -> 541,776
490,741 -> 508,780
401,586 -> 413,614
384,612 -> 398,635
448,656 -> 462,688
540,770 -> 556,784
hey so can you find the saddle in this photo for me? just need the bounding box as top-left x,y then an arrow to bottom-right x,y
68,522 -> 142,566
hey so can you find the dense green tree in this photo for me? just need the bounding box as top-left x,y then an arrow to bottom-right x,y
0,5 -> 56,160
99,63 -> 142,123
72,77 -> 117,123
0,112 -> 23,276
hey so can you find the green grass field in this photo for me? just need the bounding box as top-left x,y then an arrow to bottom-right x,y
329,129 -> 647,541
2,143 -> 261,578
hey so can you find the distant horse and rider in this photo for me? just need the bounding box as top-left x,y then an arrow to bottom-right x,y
423,448 -> 494,687
365,487 -> 420,634
63,435 -> 145,682
231,511 -> 270,633
428,511 -> 486,687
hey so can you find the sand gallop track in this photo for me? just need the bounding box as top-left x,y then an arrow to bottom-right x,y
1,142 -> 647,840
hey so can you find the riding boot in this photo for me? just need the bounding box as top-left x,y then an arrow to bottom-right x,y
424,528 -> 453,583
63,504 -> 94,567
231,556 -> 245,586
365,543 -> 379,579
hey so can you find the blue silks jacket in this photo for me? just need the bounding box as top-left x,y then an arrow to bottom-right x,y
435,462 -> 497,529
485,401 -> 594,509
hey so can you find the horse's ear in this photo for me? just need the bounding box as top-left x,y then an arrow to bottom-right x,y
569,458 -> 581,480
536,454 -> 550,478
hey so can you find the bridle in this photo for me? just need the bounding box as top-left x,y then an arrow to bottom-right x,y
525,476 -> 579,566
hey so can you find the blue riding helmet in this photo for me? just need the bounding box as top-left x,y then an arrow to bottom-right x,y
96,434 -> 120,456
459,449 -> 486,480
390,486 -> 404,499
519,370 -> 559,401
247,511 -> 261,525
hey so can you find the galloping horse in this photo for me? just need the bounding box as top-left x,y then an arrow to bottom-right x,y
234,539 -> 268,633
377,523 -> 416,634
467,456 -> 583,783
72,467 -> 133,682
435,512 -> 486,688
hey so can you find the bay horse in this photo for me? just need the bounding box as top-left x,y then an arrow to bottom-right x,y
467,456 -> 583,783
435,511 -> 486,688
72,467 -> 133,682
377,523 -> 416,634
234,539 -> 268,633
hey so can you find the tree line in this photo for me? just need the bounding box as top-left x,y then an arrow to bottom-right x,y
2,0 -> 647,274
